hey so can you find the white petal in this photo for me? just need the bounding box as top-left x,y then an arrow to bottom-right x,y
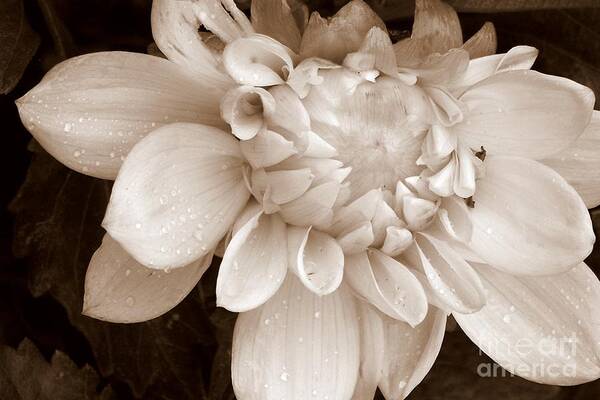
194,0 -> 253,43
356,26 -> 398,77
151,0 -> 230,80
83,234 -> 212,323
232,275 -> 360,400
288,57 -> 340,99
345,250 -> 428,326
217,209 -> 287,312
240,129 -> 297,168
16,52 -> 229,179
469,156 -> 595,275
288,226 -> 344,295
103,123 -> 250,269
456,70 -> 594,159
410,233 -> 486,314
251,0 -> 302,52
461,22 -> 497,59
337,221 -> 375,255
454,262 -> 600,385
299,0 -> 387,63
433,195 -> 473,243
267,84 -> 311,135
371,199 -> 404,247
381,226 -> 413,257
352,302 -> 385,400
221,85 -> 276,140
224,34 -> 296,87
279,181 -> 340,227
402,196 -> 438,231
252,168 -> 314,205
543,110 -> 600,208
379,307 -> 447,399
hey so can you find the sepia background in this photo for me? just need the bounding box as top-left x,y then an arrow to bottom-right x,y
1,0 -> 600,398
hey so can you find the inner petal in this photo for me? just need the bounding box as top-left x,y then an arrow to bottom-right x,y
303,70 -> 433,199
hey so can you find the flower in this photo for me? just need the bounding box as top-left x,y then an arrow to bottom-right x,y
15,0 -> 600,399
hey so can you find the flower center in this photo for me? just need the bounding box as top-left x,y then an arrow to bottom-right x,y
302,69 -> 432,200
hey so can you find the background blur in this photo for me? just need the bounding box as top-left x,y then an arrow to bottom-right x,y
2,0 -> 600,398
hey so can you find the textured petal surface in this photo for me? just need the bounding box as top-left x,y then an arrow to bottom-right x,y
232,275 -> 360,400
299,0 -> 387,63
103,123 -> 250,269
455,70 -> 595,159
151,0 -> 230,80
217,208 -> 287,312
411,0 -> 462,54
379,307 -> 447,400
461,22 -> 497,59
83,234 -> 212,323
16,51 -> 229,179
251,0 -> 302,52
345,250 -> 428,326
543,110 -> 600,208
455,263 -> 600,385
352,302 -> 385,400
470,156 -> 594,275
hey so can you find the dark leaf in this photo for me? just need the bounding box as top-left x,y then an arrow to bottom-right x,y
0,0 -> 40,94
10,143 -> 220,399
0,338 -> 113,400
36,0 -> 76,60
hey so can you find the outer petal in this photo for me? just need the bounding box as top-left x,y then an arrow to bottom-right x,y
16,51 -> 229,179
379,307 -> 447,400
299,0 -> 387,63
455,70 -> 595,159
287,226 -> 344,295
151,0 -> 231,81
103,123 -> 250,269
83,234 -> 212,323
461,22 -> 497,59
469,156 -> 594,275
454,263 -> 600,385
543,110 -> 600,208
232,275 -> 360,400
251,0 -> 302,52
345,250 -> 428,326
411,0 -> 462,54
352,302 -> 385,400
217,208 -> 287,312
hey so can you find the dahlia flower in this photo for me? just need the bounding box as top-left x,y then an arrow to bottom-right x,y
16,0 -> 600,398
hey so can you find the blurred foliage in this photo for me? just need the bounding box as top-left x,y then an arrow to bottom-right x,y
2,0 -> 600,399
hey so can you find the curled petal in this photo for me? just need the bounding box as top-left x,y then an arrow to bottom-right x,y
223,34 -> 296,87
329,189 -> 383,236
371,200 -> 404,247
217,208 -> 287,312
425,86 -> 464,126
337,221 -> 375,255
251,168 -> 314,205
470,156 -> 594,275
410,233 -> 486,314
461,22 -> 497,59
16,52 -> 229,179
434,196 -> 473,244
350,26 -> 397,77
300,0 -> 387,63
240,129 -> 297,168
266,84 -> 311,135
543,110 -> 600,208
151,0 -> 230,80
232,274 -> 360,400
345,250 -> 428,326
83,234 -> 212,323
279,181 -> 340,227
103,123 -> 250,269
251,0 -> 302,52
402,196 -> 438,231
379,307 -> 447,400
193,0 -> 253,43
288,226 -> 344,295
287,57 -> 340,98
381,226 -> 413,257
221,85 -> 275,140
456,70 -> 594,159
454,263 -> 600,385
